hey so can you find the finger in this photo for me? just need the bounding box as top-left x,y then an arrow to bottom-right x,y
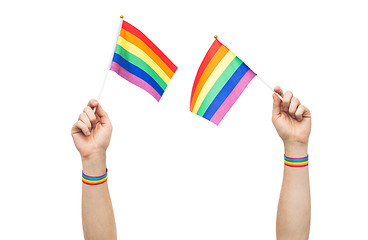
274,86 -> 284,98
272,93 -> 282,117
87,99 -> 106,124
295,105 -> 311,121
87,99 -> 99,110
288,97 -> 300,119
87,99 -> 111,125
87,99 -> 111,126
95,103 -> 111,125
282,91 -> 293,112
71,120 -> 90,136
78,113 -> 92,132
84,106 -> 97,128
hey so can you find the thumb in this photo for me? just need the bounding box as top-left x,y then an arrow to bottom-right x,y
87,99 -> 111,126
272,93 -> 282,118
95,103 -> 111,125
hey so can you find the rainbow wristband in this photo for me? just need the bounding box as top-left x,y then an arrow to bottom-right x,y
284,155 -> 308,167
82,169 -> 108,185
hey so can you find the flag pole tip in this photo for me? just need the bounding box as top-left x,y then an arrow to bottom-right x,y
120,15 -> 124,19
214,35 -> 218,39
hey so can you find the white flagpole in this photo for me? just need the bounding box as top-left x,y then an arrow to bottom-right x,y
214,35 -> 283,101
97,15 -> 124,102
256,76 -> 283,100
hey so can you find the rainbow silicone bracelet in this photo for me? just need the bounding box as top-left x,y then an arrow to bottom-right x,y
82,169 -> 108,185
284,155 -> 308,167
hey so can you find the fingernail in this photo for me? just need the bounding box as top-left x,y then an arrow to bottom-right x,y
86,131 -> 90,136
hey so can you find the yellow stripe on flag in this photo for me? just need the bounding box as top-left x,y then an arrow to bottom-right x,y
192,51 -> 236,113
117,37 -> 171,84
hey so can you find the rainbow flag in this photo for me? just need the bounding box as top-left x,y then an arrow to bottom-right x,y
110,21 -> 177,101
190,39 -> 256,125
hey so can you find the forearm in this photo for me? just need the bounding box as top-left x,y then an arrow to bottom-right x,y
82,156 -> 117,240
276,143 -> 311,240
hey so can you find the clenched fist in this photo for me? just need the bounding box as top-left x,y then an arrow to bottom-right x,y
71,99 -> 112,174
272,87 -> 311,157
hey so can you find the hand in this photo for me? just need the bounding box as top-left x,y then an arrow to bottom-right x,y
71,99 -> 112,173
272,87 -> 311,157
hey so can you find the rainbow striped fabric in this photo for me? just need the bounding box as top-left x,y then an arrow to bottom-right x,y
110,21 -> 177,101
190,39 -> 256,125
82,169 -> 108,185
284,155 -> 309,167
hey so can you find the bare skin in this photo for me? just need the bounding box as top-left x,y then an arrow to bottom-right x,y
71,99 -> 116,240
70,89 -> 310,240
272,87 -> 311,240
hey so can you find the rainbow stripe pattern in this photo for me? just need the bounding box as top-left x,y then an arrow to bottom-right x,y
284,155 -> 309,167
190,39 -> 256,125
82,169 -> 108,185
110,21 -> 177,101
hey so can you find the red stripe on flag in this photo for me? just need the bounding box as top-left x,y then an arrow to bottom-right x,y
122,21 -> 177,73
190,39 -> 222,111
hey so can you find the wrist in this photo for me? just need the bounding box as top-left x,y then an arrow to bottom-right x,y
283,141 -> 308,158
82,168 -> 108,185
82,152 -> 107,176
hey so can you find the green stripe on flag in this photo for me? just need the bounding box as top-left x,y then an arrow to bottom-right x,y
197,57 -> 243,116
115,44 -> 167,90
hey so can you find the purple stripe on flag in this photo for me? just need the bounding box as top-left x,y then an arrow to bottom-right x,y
110,62 -> 161,101
210,69 -> 256,125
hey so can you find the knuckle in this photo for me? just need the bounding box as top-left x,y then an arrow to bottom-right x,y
285,92 -> 293,99
81,124 -> 88,131
71,125 -> 76,133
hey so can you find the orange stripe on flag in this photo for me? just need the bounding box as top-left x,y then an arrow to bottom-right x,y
122,21 -> 177,73
120,30 -> 175,79
190,45 -> 229,111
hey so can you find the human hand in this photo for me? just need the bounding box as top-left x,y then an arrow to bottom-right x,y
272,87 -> 311,157
71,99 -> 112,174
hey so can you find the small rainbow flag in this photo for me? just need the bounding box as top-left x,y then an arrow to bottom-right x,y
110,21 -> 177,101
190,38 -> 256,125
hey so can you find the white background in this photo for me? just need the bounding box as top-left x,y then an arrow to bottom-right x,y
1,0 -> 367,239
